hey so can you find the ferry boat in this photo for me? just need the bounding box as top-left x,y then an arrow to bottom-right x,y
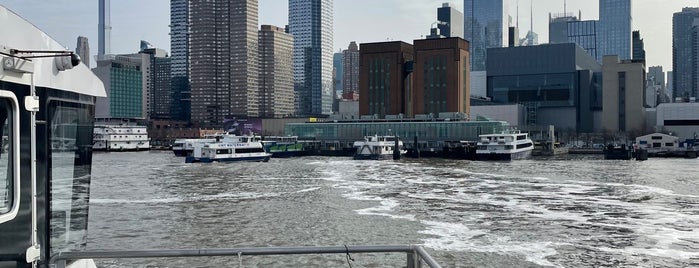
172,138 -> 216,156
353,135 -> 405,160
476,131 -> 534,161
0,5 -> 441,268
185,135 -> 271,163
93,123 -> 149,151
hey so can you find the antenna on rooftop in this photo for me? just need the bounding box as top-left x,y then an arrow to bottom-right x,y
564,0 -> 567,15
516,0 -> 520,29
530,0 -> 533,33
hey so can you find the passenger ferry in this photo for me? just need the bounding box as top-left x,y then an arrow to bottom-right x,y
353,135 -> 405,160
171,138 -> 216,157
93,123 -> 149,151
0,5 -> 440,267
185,135 -> 271,163
476,131 -> 534,161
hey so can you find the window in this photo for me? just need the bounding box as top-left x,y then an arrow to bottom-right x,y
0,93 -> 19,224
665,143 -> 674,147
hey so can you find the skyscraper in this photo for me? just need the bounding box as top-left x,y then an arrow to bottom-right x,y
259,25 -> 295,118
342,41 -> 359,100
437,3 -> 464,38
568,20 -> 598,60
141,48 -> 171,120
549,14 -> 578,44
464,0 -> 508,98
289,0 -> 334,116
75,36 -> 90,68
673,8 -> 699,100
98,0 -> 111,57
189,0 -> 259,126
632,30 -> 645,61
169,0 -> 190,122
598,0 -> 632,62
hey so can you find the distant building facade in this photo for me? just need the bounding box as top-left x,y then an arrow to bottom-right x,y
289,0 -> 334,116
672,7 -> 699,100
93,54 -> 144,119
602,55 -> 646,134
259,25 -> 295,118
76,36 -> 90,68
141,48 -> 171,120
549,14 -> 578,44
169,0 -> 190,122
342,41 -> 360,100
413,38 -> 470,116
597,0 -> 632,62
568,20 -> 598,60
333,52 -> 343,97
486,43 -> 602,133
189,0 -> 259,126
632,30 -> 646,61
359,41 -> 414,118
464,0 -> 508,98
437,3 -> 464,38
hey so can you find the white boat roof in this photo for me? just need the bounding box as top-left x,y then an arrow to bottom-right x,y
0,5 -> 106,97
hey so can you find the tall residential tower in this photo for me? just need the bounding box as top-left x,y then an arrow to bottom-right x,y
259,25 -> 295,118
169,0 -> 190,121
289,0 -> 334,116
189,0 -> 259,126
673,7 -> 699,100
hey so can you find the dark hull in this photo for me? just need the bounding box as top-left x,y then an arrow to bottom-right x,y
185,155 -> 271,163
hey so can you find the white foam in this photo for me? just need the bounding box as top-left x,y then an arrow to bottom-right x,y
91,192 -> 279,205
295,187 -> 321,193
355,199 -> 416,221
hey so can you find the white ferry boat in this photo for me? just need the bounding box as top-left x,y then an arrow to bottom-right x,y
476,131 -> 534,161
185,135 -> 271,163
172,138 -> 216,157
93,124 -> 149,151
353,135 -> 405,160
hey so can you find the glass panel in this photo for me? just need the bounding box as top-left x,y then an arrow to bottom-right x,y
0,99 -> 12,214
49,102 -> 93,254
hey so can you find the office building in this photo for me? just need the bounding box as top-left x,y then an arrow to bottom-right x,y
189,0 -> 259,126
486,43 -> 602,132
673,8 -> 699,100
549,14 -> 578,44
602,55 -> 646,133
464,0 -> 509,98
437,3 -> 464,38
333,52 -> 343,96
289,0 -> 334,116
632,30 -> 645,61
359,41 -> 414,118
598,0 -> 632,62
259,25 -> 295,118
75,36 -> 90,68
98,0 -> 111,58
343,41 -> 360,100
413,38 -> 470,116
93,54 -> 145,119
170,0 -> 190,122
141,48 -> 171,120
568,20 -> 598,60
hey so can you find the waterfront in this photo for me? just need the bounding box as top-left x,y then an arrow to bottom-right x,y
88,151 -> 699,267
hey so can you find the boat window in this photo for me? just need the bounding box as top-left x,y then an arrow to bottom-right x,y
48,101 -> 93,255
517,135 -> 527,140
0,95 -> 18,224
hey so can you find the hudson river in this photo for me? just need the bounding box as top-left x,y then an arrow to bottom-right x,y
87,151 -> 699,267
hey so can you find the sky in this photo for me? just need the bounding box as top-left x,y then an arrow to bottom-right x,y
0,0 -> 696,72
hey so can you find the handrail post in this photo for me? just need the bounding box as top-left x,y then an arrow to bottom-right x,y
406,251 -> 422,268
55,259 -> 67,268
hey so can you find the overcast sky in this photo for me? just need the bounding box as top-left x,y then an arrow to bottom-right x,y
1,0 -> 696,72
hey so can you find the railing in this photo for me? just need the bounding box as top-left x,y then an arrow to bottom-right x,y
50,245 -> 442,268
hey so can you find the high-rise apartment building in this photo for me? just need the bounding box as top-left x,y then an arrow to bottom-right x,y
76,36 -> 90,68
98,0 -> 111,58
170,0 -> 190,122
259,25 -> 295,118
141,48 -> 171,120
189,0 -> 259,126
673,8 -> 699,100
437,3 -> 464,38
464,0 -> 508,98
598,0 -> 632,62
632,30 -> 645,61
342,41 -> 359,100
289,0 -> 334,116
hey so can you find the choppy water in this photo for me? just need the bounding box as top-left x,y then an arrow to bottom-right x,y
88,151 -> 699,267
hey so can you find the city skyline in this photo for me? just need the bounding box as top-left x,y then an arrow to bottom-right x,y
0,0 -> 696,72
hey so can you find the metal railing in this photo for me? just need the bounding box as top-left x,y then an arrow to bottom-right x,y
50,245 -> 442,268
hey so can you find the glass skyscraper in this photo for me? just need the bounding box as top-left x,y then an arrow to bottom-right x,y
289,0 -> 334,116
464,0 -> 508,72
568,20 -> 598,60
437,3 -> 464,38
598,0 -> 632,62
169,0 -> 190,122
673,8 -> 699,100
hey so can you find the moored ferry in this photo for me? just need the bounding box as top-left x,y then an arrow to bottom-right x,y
353,135 -> 405,160
476,131 -> 534,161
185,135 -> 271,163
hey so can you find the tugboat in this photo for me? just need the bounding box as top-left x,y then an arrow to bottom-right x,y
353,135 -> 405,160
476,130 -> 534,161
